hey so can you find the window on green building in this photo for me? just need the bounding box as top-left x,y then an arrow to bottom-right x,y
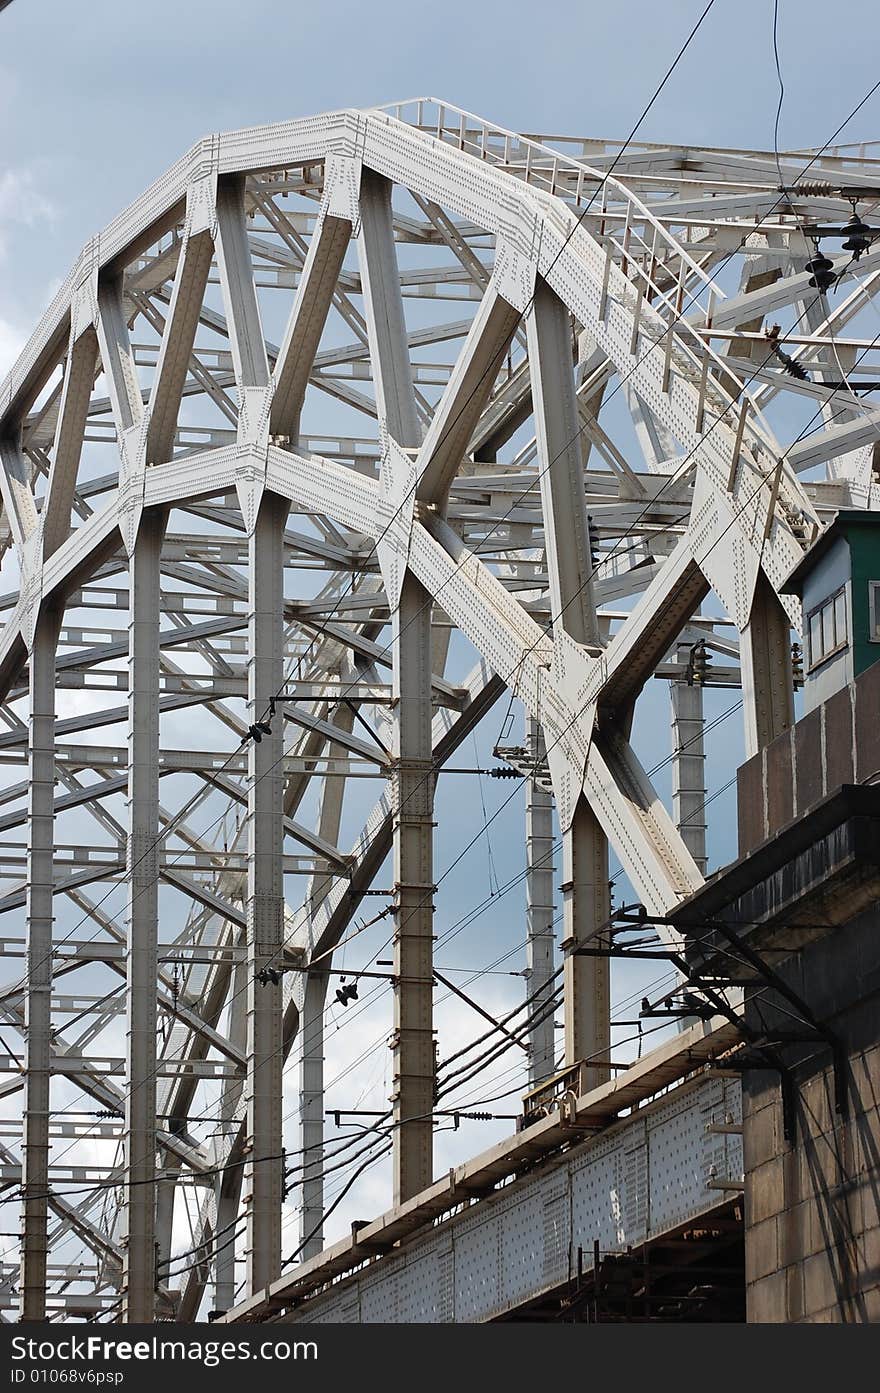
807,586 -> 849,670
870,580 -> 880,642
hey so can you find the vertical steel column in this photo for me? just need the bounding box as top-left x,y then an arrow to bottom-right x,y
154,1182 -> 174,1281
300,702 -> 352,1259
528,280 -> 609,1091
391,575 -> 435,1202
358,169 -> 434,1204
244,492 -> 287,1294
299,971 -> 328,1258
299,701 -> 351,1257
561,808 -> 610,1091
19,604 -> 61,1320
215,948 -> 247,1311
670,649 -> 708,875
525,719 -> 556,1086
121,510 -> 163,1322
741,571 -> 795,757
214,1185 -> 241,1312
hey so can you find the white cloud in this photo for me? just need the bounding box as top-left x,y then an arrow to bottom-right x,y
0,273 -> 65,389
55,688 -> 109,720
42,274 -> 63,306
0,316 -> 24,380
0,168 -> 58,382
0,166 -> 54,233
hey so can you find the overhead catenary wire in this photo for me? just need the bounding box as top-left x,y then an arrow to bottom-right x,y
159,906 -> 763,1283
7,438 -> 860,1236
10,927 -> 569,1216
5,0 -> 728,1016
224,222 -> 880,1006
0,389 -> 843,1270
12,51 -> 880,1303
10,65 -> 874,1036
6,873 -> 774,1278
8,903 -> 719,1236
772,0 -> 787,196
9,14 -> 880,1057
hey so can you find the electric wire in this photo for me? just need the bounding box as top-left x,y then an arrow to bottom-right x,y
14,38 -> 880,1307
6,0 -> 729,1012
10,41 -> 880,1034
772,0 -> 787,194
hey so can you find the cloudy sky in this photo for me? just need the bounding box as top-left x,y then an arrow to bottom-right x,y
1,0 -> 878,374
0,0 -> 878,1282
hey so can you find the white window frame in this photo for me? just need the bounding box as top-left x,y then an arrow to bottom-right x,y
870,580 -> 880,642
806,585 -> 849,671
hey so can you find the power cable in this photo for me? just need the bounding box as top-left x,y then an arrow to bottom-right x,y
30,0 -> 726,981
772,0 -> 787,194
13,51 -> 880,1303
12,59 -> 877,1024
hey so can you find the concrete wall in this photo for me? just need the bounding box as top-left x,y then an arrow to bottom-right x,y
737,659 -> 880,856
743,904 -> 880,1322
700,662 -> 880,1322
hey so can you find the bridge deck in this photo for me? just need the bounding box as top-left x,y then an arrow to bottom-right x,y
223,1016 -> 743,1323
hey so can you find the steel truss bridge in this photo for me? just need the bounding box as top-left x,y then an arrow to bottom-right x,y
0,99 -> 877,1323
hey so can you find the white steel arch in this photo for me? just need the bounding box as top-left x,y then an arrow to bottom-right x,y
0,98 -> 878,1321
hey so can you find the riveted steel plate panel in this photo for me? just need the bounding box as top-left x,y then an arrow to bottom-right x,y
396,1248 -> 449,1323
648,1082 -> 712,1231
625,1137 -> 649,1244
286,1075 -> 742,1324
500,1181 -> 547,1311
310,1291 -> 359,1323
359,1254 -> 403,1322
570,1132 -> 630,1254
724,1078 -> 745,1184
453,1205 -> 502,1321
542,1176 -> 570,1290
